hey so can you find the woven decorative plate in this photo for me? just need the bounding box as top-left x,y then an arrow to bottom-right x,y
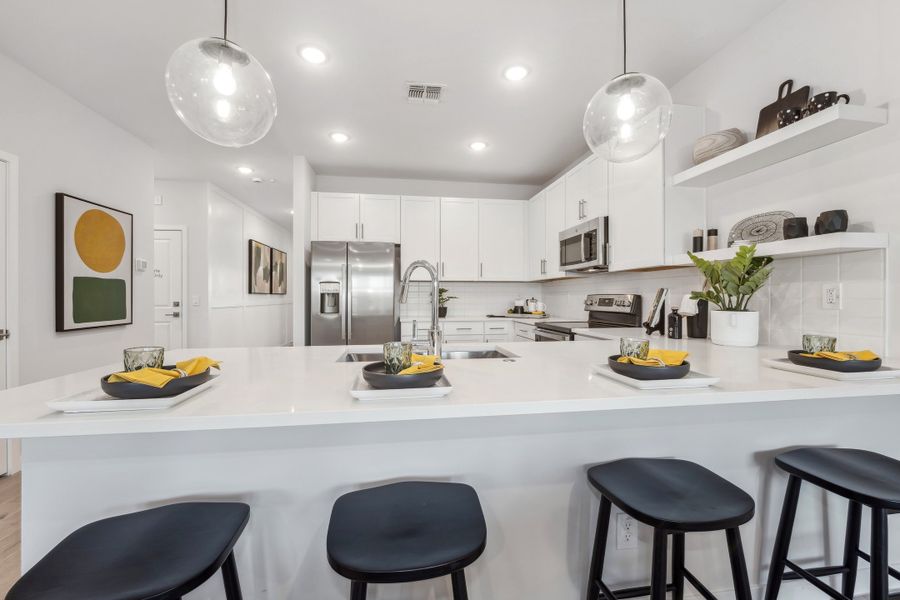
727,211 -> 795,247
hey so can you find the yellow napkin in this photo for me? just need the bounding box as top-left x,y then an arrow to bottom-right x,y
800,350 -> 879,362
618,349 -> 689,367
108,356 -> 221,388
399,354 -> 444,375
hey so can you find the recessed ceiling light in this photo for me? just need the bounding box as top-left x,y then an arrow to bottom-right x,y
236,166 -> 254,175
330,131 -> 350,143
251,177 -> 263,183
290,209 -> 295,215
503,65 -> 529,81
299,46 -> 328,64
469,141 -> 488,151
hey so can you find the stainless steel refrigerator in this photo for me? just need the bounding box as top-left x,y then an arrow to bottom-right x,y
309,241 -> 401,345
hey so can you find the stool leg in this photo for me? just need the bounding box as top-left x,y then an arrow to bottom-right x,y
672,533 -> 685,600
350,581 -> 367,600
871,508 -> 889,600
221,552 -> 243,600
451,570 -> 469,600
650,529 -> 668,600
842,500 -> 862,598
726,528 -> 752,600
585,496 -> 612,600
764,475 -> 802,600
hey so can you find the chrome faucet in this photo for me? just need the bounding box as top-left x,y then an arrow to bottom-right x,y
399,260 -> 442,359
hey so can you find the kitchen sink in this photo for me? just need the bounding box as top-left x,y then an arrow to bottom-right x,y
339,348 -> 518,362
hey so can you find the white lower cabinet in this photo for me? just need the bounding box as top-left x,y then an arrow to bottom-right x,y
514,321 -> 536,341
400,319 -> 516,343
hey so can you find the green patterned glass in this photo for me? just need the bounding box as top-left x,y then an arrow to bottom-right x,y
383,342 -> 412,374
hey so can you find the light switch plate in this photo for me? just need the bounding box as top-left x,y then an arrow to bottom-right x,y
134,258 -> 149,272
822,283 -> 842,310
191,295 -> 200,307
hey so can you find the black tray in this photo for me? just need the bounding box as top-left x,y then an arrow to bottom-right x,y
362,361 -> 444,390
608,355 -> 690,381
101,366 -> 212,399
787,350 -> 881,373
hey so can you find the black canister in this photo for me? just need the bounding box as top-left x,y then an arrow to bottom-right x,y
667,308 -> 683,339
686,300 -> 709,339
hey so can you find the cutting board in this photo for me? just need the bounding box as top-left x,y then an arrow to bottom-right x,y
756,79 -> 810,139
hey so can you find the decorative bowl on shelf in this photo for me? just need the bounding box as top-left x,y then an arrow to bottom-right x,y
786,350 -> 881,373
361,362 -> 443,390
100,367 -> 212,399
607,355 -> 690,381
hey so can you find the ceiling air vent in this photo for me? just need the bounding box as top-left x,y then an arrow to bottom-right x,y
406,82 -> 445,104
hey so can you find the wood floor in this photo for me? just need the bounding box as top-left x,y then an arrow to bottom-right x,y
0,474 -> 20,596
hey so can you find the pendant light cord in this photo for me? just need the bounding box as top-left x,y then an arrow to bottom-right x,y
223,0 -> 229,42
622,0 -> 627,74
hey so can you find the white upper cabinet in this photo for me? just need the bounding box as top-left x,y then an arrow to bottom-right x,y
544,179 -> 568,278
478,199 -> 526,281
527,191 -> 547,280
359,194 -> 400,243
314,192 -> 359,241
400,196 -> 441,280
440,198 -> 479,281
313,192 -> 400,242
564,155 -> 608,228
608,145 -> 665,271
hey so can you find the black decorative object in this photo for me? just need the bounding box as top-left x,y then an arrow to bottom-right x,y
757,79 -> 811,138
814,210 -> 849,235
786,350 -> 881,373
782,217 -> 809,239
686,299 -> 709,339
100,367 -> 211,399
777,106 -> 804,129
728,210 -> 795,247
361,361 -> 443,389
607,355 -> 690,380
438,306 -> 448,318
806,91 -> 850,115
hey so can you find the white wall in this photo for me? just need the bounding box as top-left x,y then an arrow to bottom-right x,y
154,181 -> 292,348
400,281 -> 544,321
315,174 -> 539,200
669,0 -> 900,354
0,51 -> 154,383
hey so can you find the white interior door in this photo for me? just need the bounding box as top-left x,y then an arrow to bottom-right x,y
0,160 -> 10,474
154,229 -> 184,350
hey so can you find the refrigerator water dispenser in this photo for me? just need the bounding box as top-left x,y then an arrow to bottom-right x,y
319,282 -> 341,314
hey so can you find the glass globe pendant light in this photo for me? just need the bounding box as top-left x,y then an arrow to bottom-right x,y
583,0 -> 672,163
165,0 -> 277,147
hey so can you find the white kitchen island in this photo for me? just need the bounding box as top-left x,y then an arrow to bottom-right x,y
2,340 -> 900,600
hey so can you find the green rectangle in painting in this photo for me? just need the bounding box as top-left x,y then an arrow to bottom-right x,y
72,277 -> 127,323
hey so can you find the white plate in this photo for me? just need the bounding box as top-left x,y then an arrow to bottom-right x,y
46,375 -> 220,413
763,358 -> 900,381
350,374 -> 453,401
592,364 -> 720,390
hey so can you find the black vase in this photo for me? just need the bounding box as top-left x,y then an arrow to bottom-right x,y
438,306 -> 448,318
783,217 -> 809,239
814,210 -> 849,235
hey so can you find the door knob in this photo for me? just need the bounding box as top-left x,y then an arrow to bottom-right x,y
164,311 -> 181,318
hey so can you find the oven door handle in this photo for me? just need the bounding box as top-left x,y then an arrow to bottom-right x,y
581,233 -> 587,263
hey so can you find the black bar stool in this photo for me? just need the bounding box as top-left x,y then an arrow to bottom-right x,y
585,458 -> 755,600
327,481 -> 486,600
765,447 -> 900,600
6,502 -> 249,600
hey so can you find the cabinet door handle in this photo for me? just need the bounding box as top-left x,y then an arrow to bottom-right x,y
479,262 -> 483,278
355,223 -> 359,239
360,223 -> 364,239
412,320 -> 417,338
441,262 -> 445,276
456,327 -> 472,331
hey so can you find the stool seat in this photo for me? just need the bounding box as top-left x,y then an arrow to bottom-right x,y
775,447 -> 900,510
7,502 -> 249,600
588,458 -> 755,532
327,481 -> 486,584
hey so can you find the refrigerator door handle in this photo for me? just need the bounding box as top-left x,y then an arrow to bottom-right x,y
341,263 -> 348,343
346,262 -> 353,343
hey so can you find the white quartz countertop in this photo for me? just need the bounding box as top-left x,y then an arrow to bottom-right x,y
0,339 -> 898,439
400,315 -> 570,323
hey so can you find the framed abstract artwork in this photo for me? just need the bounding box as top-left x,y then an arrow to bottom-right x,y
248,239 -> 271,294
55,193 -> 133,331
271,248 -> 287,294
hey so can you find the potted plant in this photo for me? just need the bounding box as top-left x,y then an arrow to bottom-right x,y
437,287 -> 457,318
688,243 -> 773,347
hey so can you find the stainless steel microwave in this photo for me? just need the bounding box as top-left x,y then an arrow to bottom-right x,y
559,216 -> 608,273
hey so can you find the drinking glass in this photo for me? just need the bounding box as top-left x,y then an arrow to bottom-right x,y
383,342 -> 412,374
620,337 -> 650,359
802,334 -> 837,353
123,346 -> 165,371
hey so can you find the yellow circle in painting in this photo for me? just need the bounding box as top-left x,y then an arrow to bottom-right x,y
74,209 -> 126,273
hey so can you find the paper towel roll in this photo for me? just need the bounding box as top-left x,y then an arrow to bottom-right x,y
679,294 -> 700,317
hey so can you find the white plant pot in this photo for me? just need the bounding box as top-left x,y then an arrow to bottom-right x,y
710,310 -> 759,347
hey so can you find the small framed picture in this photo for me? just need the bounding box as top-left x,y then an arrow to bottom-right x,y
248,239 -> 271,294
271,248 -> 287,294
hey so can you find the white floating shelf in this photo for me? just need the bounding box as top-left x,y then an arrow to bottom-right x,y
666,232 -> 889,267
672,104 -> 888,188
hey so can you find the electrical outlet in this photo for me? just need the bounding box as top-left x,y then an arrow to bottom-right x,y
616,512 -> 637,549
822,283 -> 842,310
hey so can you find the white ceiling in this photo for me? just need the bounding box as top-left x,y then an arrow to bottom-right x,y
0,0 -> 784,227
